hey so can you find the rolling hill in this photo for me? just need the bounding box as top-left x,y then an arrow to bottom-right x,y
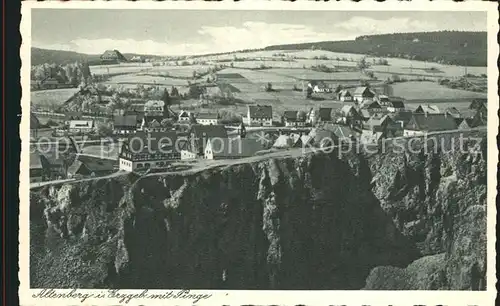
263,31 -> 487,67
31,47 -> 164,66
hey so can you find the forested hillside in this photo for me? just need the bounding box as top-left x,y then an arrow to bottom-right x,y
264,31 -> 487,66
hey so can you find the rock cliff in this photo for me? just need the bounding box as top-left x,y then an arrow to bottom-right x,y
29,130 -> 487,290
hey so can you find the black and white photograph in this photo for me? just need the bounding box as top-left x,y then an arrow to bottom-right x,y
20,2 -> 497,305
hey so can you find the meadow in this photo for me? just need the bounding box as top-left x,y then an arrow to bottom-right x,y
382,81 -> 487,100
31,88 -> 80,108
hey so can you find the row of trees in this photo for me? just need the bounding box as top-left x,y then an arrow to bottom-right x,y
31,62 -> 92,85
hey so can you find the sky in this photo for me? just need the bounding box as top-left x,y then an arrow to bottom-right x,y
31,9 -> 487,56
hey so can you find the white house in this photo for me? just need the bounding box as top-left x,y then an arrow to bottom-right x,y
68,120 -> 94,134
118,131 -> 185,171
144,100 -> 165,115
247,105 -> 273,127
353,86 -> 377,103
178,110 -> 192,123
196,113 -> 220,126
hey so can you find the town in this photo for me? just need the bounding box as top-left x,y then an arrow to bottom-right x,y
30,47 -> 488,185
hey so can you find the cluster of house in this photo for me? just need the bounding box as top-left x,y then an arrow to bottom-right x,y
280,95 -> 487,145
113,100 -> 225,135
118,123 -> 252,171
30,146 -> 117,183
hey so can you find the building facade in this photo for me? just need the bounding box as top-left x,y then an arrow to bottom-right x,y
247,105 -> 273,126
118,131 -> 184,171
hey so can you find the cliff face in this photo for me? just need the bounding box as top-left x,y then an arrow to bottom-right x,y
29,131 -> 487,290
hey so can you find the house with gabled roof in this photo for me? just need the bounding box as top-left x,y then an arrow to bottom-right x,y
415,104 -> 440,114
469,98 -> 487,111
113,115 -> 138,135
337,89 -> 353,102
318,107 -> 333,123
247,105 -> 273,127
389,111 -> 413,129
196,112 -> 220,126
283,110 -> 306,127
444,107 -> 462,119
403,113 -> 457,137
360,100 -> 382,112
386,98 -> 405,112
339,105 -> 363,127
469,98 -> 487,124
182,124 -> 228,158
140,115 -> 172,132
353,86 -> 377,103
178,110 -> 193,123
100,49 -> 128,64
456,118 -> 475,130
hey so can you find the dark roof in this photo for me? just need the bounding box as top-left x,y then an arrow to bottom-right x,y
208,138 -> 266,158
415,104 -> 440,114
123,110 -> 145,121
114,115 -> 137,128
196,112 -> 220,120
283,111 -> 299,121
388,100 -> 405,108
340,105 -> 359,117
338,89 -> 352,97
469,98 -> 487,110
405,113 -> 458,132
323,124 -> 356,139
318,108 -> 333,121
68,155 -> 115,176
100,50 -> 127,61
389,111 -> 413,125
187,124 -> 228,153
64,112 -> 83,120
123,131 -> 184,153
248,105 -> 273,119
128,104 -> 145,112
143,116 -> 166,126
361,101 -> 382,109
354,87 -> 376,96
189,124 -> 228,139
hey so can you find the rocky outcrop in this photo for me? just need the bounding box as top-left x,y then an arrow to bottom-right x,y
29,130 -> 487,290
364,131 -> 487,290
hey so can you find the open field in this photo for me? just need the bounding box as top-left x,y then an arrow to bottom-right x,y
31,88 -> 80,108
377,81 -> 487,100
104,74 -> 189,86
89,63 -> 152,75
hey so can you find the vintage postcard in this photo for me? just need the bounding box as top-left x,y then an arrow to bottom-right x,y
19,1 -> 497,305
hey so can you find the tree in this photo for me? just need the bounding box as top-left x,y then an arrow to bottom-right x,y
81,62 -> 92,84
357,57 -> 370,71
161,118 -> 174,127
188,84 -> 204,99
96,122 -> 113,137
305,86 -> 313,98
162,88 -> 171,107
170,86 -> 179,97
